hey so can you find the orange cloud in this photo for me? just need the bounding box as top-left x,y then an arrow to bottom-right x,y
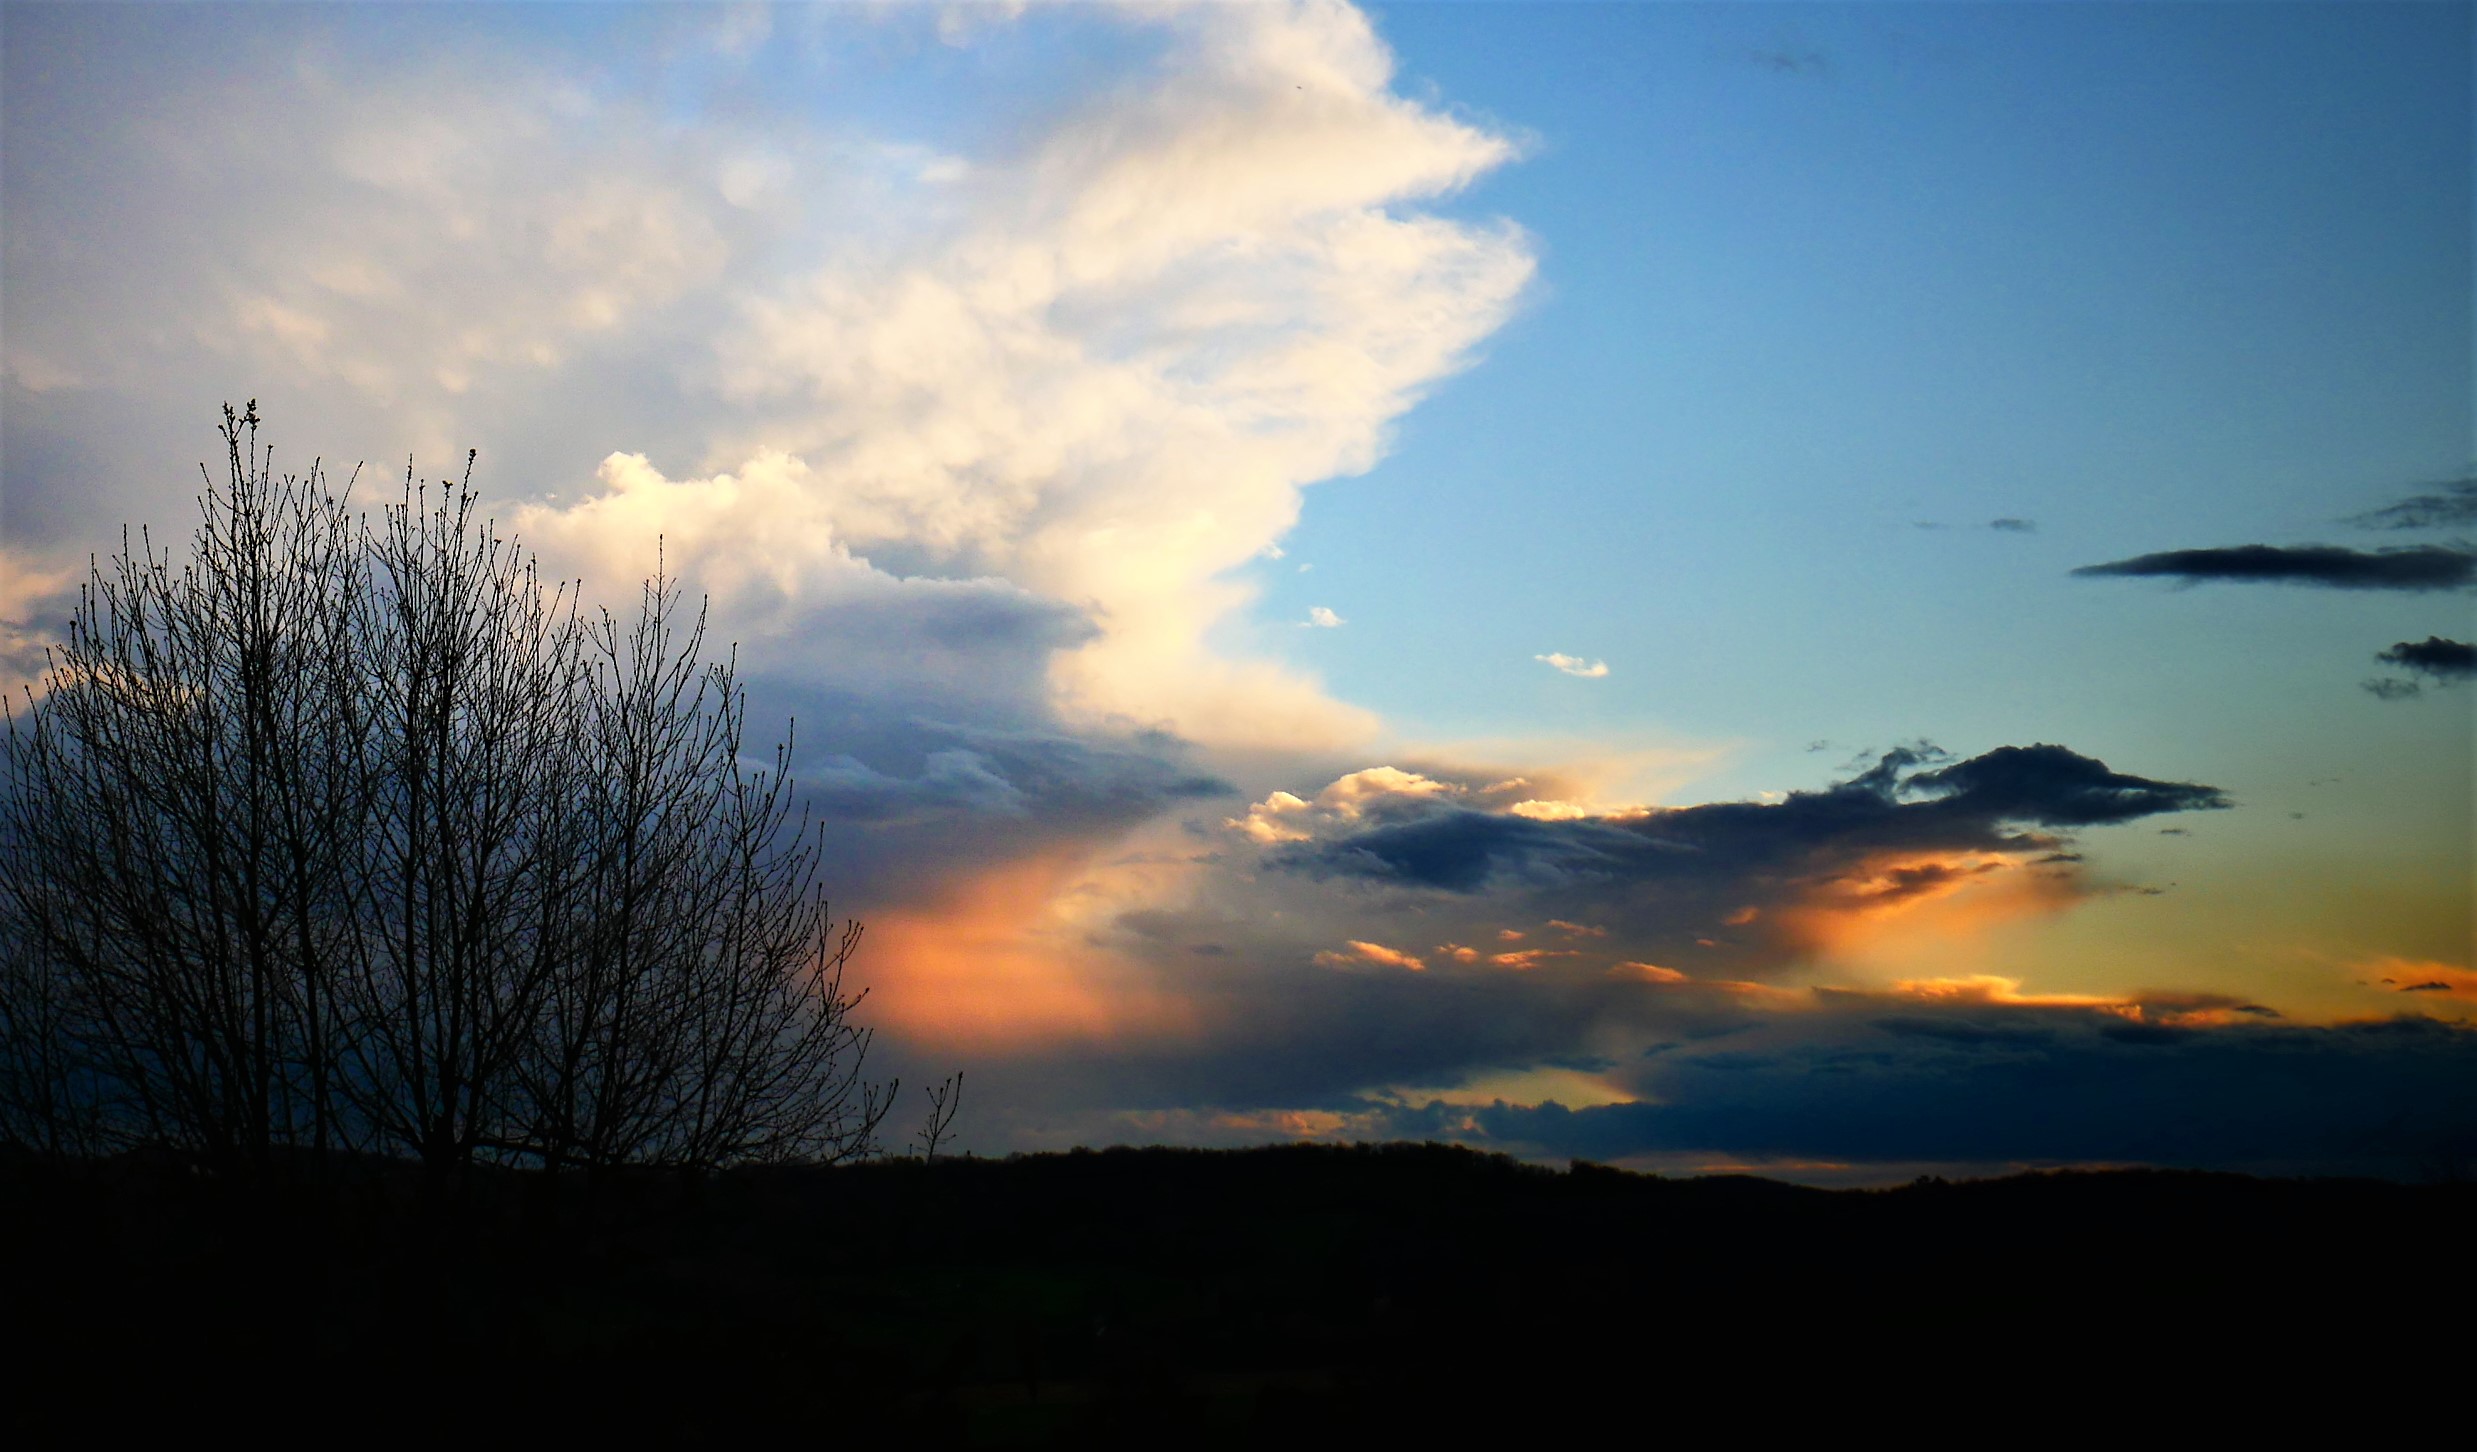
1546,919 -> 1607,938
1878,976 -> 2282,1026
1436,943 -> 1482,964
1887,974 -> 2123,1011
1614,961 -> 1689,984
2359,957 -> 2477,1002
1781,851 -> 2092,966
862,852 -> 1194,1051
1699,979 -> 1811,1008
1316,939 -> 1427,972
1491,948 -> 1579,970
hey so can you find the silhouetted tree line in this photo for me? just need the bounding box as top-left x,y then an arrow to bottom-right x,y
0,405 -> 905,1190
7,1142 -> 2468,1440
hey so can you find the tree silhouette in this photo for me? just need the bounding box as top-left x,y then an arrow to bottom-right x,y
0,405 -> 891,1186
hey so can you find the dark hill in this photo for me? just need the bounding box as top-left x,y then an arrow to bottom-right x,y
5,1142 -> 2463,1441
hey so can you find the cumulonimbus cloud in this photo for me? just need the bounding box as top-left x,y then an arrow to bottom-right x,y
2072,543 -> 2475,591
3,2 -> 1534,758
507,3 -> 1531,750
0,0 -> 1543,1089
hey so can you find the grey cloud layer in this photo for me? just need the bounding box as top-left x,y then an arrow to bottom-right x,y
1377,1004 -> 2477,1174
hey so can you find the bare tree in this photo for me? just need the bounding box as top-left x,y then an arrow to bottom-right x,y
914,1072 -> 964,1163
506,568 -> 890,1174
0,405 -> 894,1184
0,406 -> 367,1171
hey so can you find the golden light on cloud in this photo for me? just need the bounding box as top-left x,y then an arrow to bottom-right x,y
863,852 -> 1195,1051
0,548 -> 83,698
1783,850 -> 2093,973
1227,766 -> 1460,843
1886,974 -> 2123,1011
1491,948 -> 1578,970
1316,939 -> 1427,971
2356,956 -> 2477,1005
1507,799 -> 1594,820
1385,1064 -> 1638,1111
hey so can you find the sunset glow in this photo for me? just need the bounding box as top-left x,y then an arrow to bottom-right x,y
4,0 -> 2467,1180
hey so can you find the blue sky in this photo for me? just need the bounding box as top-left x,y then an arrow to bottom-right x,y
1281,2 -> 2467,751
4,2 -> 2470,1179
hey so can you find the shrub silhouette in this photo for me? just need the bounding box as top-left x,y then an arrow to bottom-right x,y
0,404 -> 890,1186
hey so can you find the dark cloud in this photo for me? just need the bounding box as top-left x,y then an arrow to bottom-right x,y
2362,677 -> 2424,701
750,677 -> 1229,909
1271,744 -> 2226,896
1987,518 -> 2037,533
2346,476 -> 2477,531
1366,1006 -> 2477,1175
2376,636 -> 2477,681
1903,743 -> 2230,825
1274,810 -> 1647,893
2072,544 -> 2476,592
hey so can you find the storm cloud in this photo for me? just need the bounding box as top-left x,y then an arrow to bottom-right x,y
2072,544 -> 2476,592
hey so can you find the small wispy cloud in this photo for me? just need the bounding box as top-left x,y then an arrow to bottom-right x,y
1988,518 -> 2038,533
1306,606 -> 1345,628
1536,652 -> 1608,678
2346,477 -> 2477,531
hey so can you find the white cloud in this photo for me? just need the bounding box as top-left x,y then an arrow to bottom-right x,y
525,1 -> 1527,747
1225,764 -> 1461,843
6,3 -> 1530,758
1306,606 -> 1345,628
1536,652 -> 1610,678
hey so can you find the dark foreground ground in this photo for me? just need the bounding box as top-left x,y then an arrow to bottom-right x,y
5,1142 -> 2467,1442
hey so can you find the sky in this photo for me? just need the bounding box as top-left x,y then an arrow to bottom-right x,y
3,0 -> 2470,1182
